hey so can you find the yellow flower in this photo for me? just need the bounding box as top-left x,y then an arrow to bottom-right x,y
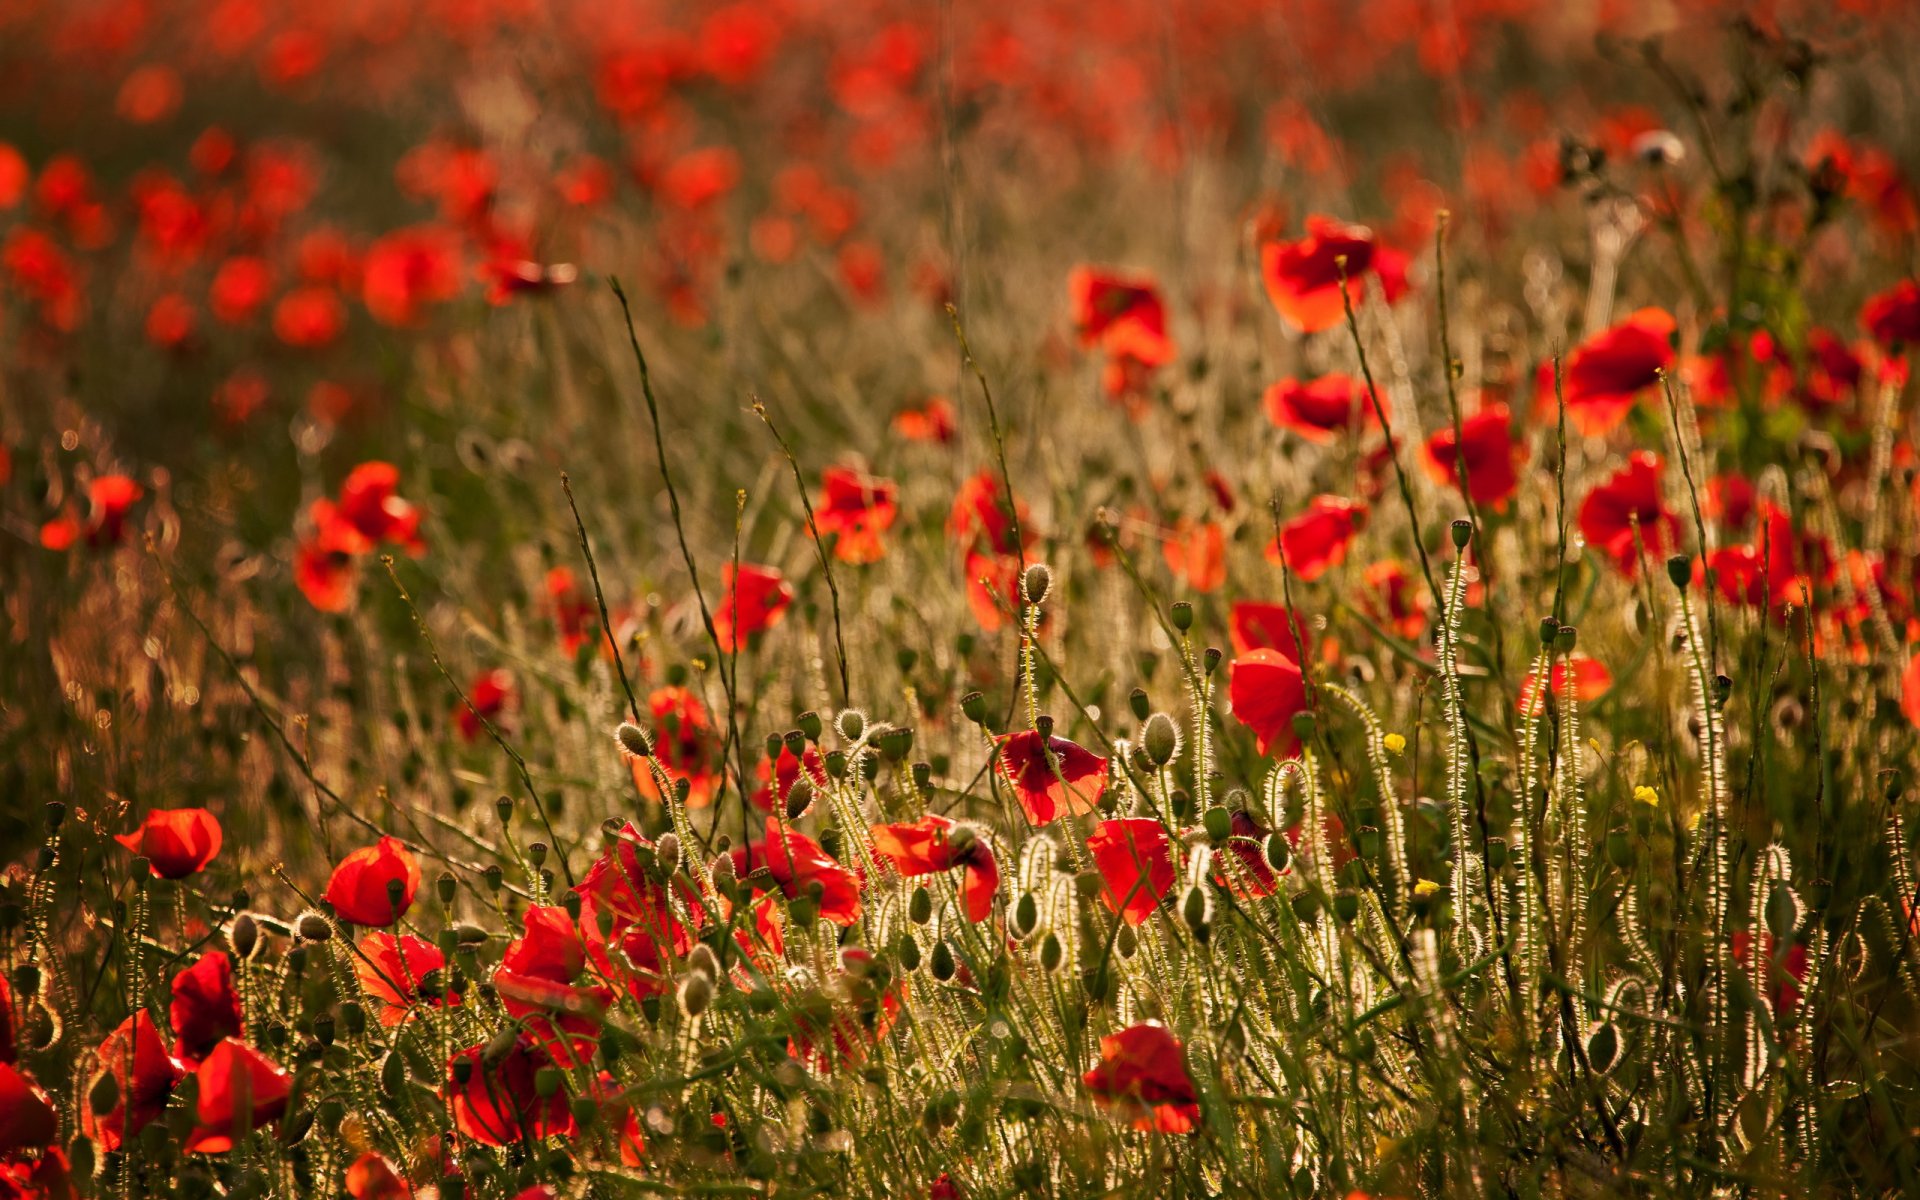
1633,784 -> 1659,807
1413,878 -> 1441,898
1383,732 -> 1407,755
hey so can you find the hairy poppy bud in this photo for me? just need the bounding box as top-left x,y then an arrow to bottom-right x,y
1181,885 -> 1212,943
656,833 -> 681,875
1011,892 -> 1039,940
837,709 -> 865,742
230,912 -> 260,960
297,913 -> 333,942
1450,518 -> 1472,549
678,971 -> 713,1019
1666,554 -> 1693,589
1141,713 -> 1179,766
688,943 -> 720,980
785,776 -> 814,820
929,939 -> 956,982
797,711 -> 823,741
909,885 -> 933,925
1039,931 -> 1064,973
898,931 -> 922,972
1022,563 -> 1052,606
710,853 -> 736,889
1202,805 -> 1233,843
1129,687 -> 1150,722
1766,883 -> 1803,940
617,723 -> 653,758
1115,924 -> 1138,959
1170,601 -> 1193,632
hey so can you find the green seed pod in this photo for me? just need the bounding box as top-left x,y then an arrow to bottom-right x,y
911,761 -> 932,790
1291,710 -> 1316,742
1074,870 -> 1103,899
1170,601 -> 1193,632
435,872 -> 457,905
1666,553 -> 1693,590
1202,647 -> 1222,675
1011,892 -> 1039,940
788,896 -> 818,927
1039,932 -> 1064,973
1450,518 -> 1473,549
1484,836 -> 1508,870
1332,889 -> 1360,923
297,913 -> 332,942
1129,687 -> 1151,722
1082,966 -> 1110,1003
784,729 -> 807,757
44,802 -> 64,833
1554,624 -> 1578,653
929,939 -> 956,982
797,711 -> 823,741
875,726 -> 914,760
381,1051 -> 406,1098
1538,617 -> 1560,647
1181,886 -> 1211,942
534,1067 -> 563,1098
825,750 -> 848,778
1202,805 -> 1233,843
898,932 -> 921,972
495,795 -> 514,824
961,692 -> 987,724
908,885 -> 933,925
764,732 -> 784,760
571,1095 -> 599,1128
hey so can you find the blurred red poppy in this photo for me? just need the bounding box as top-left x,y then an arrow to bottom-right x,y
1705,502 -> 1814,613
948,470 -> 1028,557
1068,266 -> 1174,368
547,566 -> 599,657
335,461 -> 424,552
0,1063 -> 56,1156
209,256 -> 273,324
1229,601 -> 1315,662
1263,373 -> 1382,443
1422,404 -> 1519,508
1088,818 -> 1175,926
1518,655 -> 1612,715
345,1152 -> 412,1200
39,475 -> 142,551
1358,559 -> 1427,640
1229,648 -> 1307,756
1577,451 -> 1679,576
730,817 -> 863,926
1560,308 -> 1675,436
1902,651 -> 1920,730
361,226 -> 461,327
356,933 -> 459,1026
1268,496 -> 1364,581
185,1038 -> 291,1153
1260,215 -> 1388,334
1162,520 -> 1226,593
170,951 -> 243,1066
893,396 -> 955,444
631,687 -> 719,808
1210,810 -> 1282,898
324,837 -> 422,927
456,669 -> 515,742
870,815 -> 998,923
1863,279 -> 1920,346
81,1012 -> 183,1152
716,563 -> 793,652
995,730 -> 1107,825
494,905 -> 616,1064
272,285 -> 346,347
115,807 -> 222,879
963,548 -> 1023,632
1082,1022 -> 1199,1134
815,467 -> 899,563
446,1035 -> 576,1148
752,743 -> 824,813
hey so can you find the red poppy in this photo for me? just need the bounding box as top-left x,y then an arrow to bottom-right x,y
345,1152 -> 412,1200
0,1063 -> 56,1155
1068,266 -> 1174,367
547,566 -> 598,657
323,837 -> 422,927
731,818 -> 863,926
1560,309 -> 1676,436
81,1012 -> 184,1152
1730,932 -> 1811,1018
1087,819 -> 1176,926
1210,810 -> 1281,898
209,256 -> 273,324
1229,648 -> 1307,757
1422,404 -> 1520,508
1260,215 -> 1385,334
715,563 -> 793,652
893,397 -> 956,444
361,226 -> 462,327
1577,451 -> 1680,576
1267,496 -> 1364,581
948,470 -> 1029,558
39,475 -> 142,551
1518,655 -> 1612,715
630,687 -> 719,809
995,730 -> 1107,825
170,951 -> 243,1066
272,285 -> 346,348
1902,651 -> 1920,730
869,815 -> 999,923
1229,601 -> 1315,663
356,933 -> 459,1026
963,548 -> 1023,632
576,823 -> 695,988
185,1039 -> 291,1153
114,807 -> 222,879
815,467 -> 899,564
294,505 -> 363,612
1705,502 -> 1814,613
788,948 -> 905,1073
446,1035 -> 576,1148
335,461 -> 424,552
1358,559 -> 1427,639
1262,373 -> 1382,443
1082,1022 -> 1199,1134
751,744 -> 824,813
456,669 -> 515,742
1162,520 -> 1226,593
1705,473 -> 1756,530
494,905 -> 616,1064
1863,279 -> 1920,347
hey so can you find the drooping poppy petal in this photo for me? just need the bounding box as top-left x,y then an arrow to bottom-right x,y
170,951 -> 243,1066
0,1062 -> 57,1155
445,1036 -> 576,1148
355,933 -> 459,1026
869,815 -> 998,923
1262,373 -> 1382,443
1229,601 -> 1316,662
1087,818 -> 1176,926
1082,1022 -> 1200,1134
185,1039 -> 291,1153
82,1012 -> 184,1152
729,818 -> 863,926
1259,216 -> 1381,334
323,837 -> 422,927
994,730 -> 1107,826
115,808 -> 222,879
1228,648 -> 1307,757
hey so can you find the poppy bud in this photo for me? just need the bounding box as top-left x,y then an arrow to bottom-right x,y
1022,563 -> 1052,606
672,778 -> 691,806
838,709 -> 865,741
230,912 -> 260,960
961,692 -> 987,724
617,722 -> 653,758
1766,884 -> 1803,939
789,896 -> 818,927
381,1051 -> 406,1098
929,939 -> 956,982
571,1095 -> 599,1128
782,775 -> 815,820
908,885 -> 933,925
1332,890 -> 1360,923
797,711 -> 823,741
1181,886 -> 1212,943
451,1056 -> 474,1085
1082,966 -> 1110,1003
1129,687 -> 1151,721
1170,788 -> 1194,823
1039,932 -> 1064,973
1115,924 -> 1138,959
1485,836 -> 1508,870
899,931 -> 922,972
1202,805 -> 1233,843
534,1067 -> 563,1098
1291,710 -> 1316,741
1450,518 -> 1472,549
688,943 -> 720,980
313,1013 -> 336,1047
297,913 -> 333,942
9,964 -> 37,999
710,853 -> 736,889
1606,829 -> 1633,869
1666,554 -> 1692,589
1170,601 -> 1193,632
1141,713 -> 1179,767
1074,870 -> 1103,899
678,971 -> 714,1018
1011,892 -> 1039,940
1585,1021 -> 1621,1074
1264,833 -> 1291,872
44,801 -> 65,832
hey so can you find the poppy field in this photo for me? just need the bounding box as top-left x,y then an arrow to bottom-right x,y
7,0 -> 1920,1196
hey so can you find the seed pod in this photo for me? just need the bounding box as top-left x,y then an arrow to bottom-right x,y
297,913 -> 332,942
929,940 -> 956,982
1129,687 -> 1150,722
1038,932 -> 1064,973
1170,601 -> 1193,632
961,692 -> 987,724
1585,1021 -> 1622,1074
534,1067 -> 563,1098
495,795 -> 514,824
1450,518 -> 1472,549
874,726 -> 914,760
898,932 -> 922,972
1554,624 -> 1578,652
678,971 -> 714,1019
1538,617 -> 1560,646
230,913 -> 260,961
1202,805 -> 1233,843
313,1014 -> 335,1047
1666,554 -> 1693,589
1182,886 -> 1211,942
764,732 -> 784,760
1074,871 -> 1103,899
825,750 -> 848,779
908,885 -> 933,925
797,711 -> 823,741
381,1051 -> 406,1098
1011,893 -> 1039,940
789,896 -> 818,927
837,709 -> 865,742
435,872 -> 457,905
784,729 -> 807,756
911,762 -> 932,790
617,723 -> 653,758
571,1095 -> 599,1128
44,802 -> 65,833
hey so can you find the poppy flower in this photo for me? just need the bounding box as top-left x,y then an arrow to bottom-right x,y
1267,496 -> 1364,581
356,933 -> 459,1026
815,467 -> 899,564
335,462 -> 424,552
963,548 -> 1023,632
361,226 -> 462,327
869,815 -> 999,922
1087,819 -> 1176,926
715,563 -> 793,651
547,566 -> 599,657
630,687 -> 720,809
456,669 -> 515,742
576,824 -> 695,991
893,397 -> 955,444
294,505 -> 364,612
751,744 -> 824,813
446,1035 -> 576,1148
1422,404 -> 1520,508
1068,266 -> 1174,367
1863,279 -> 1920,347
1705,502 -> 1814,613
1518,655 -> 1612,715
1358,559 -> 1427,640
39,475 -> 143,551
345,1152 -> 412,1200
1731,932 -> 1811,1018
323,837 -> 422,927
209,256 -> 273,324
0,1063 -> 57,1155
1262,373 -> 1382,443
494,905 -> 616,1063
1576,451 -> 1680,576
185,1039 -> 291,1153
1560,309 -> 1676,436
1229,648 -> 1307,757
948,470 -> 1028,558
995,730 -> 1107,825
1229,601 -> 1315,662
1161,520 -> 1226,593
1259,216 -> 1385,334
115,807 -> 222,879
788,948 -> 905,1072
1210,810 -> 1281,898
1902,651 -> 1920,730
82,1012 -> 184,1152
1082,1022 -> 1200,1134
271,286 -> 346,348
170,951 -> 243,1066
730,818 -> 863,926
1799,329 -> 1866,408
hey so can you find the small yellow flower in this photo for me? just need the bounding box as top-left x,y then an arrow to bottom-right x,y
1383,732 -> 1407,755
1633,784 -> 1660,806
1413,878 -> 1441,898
